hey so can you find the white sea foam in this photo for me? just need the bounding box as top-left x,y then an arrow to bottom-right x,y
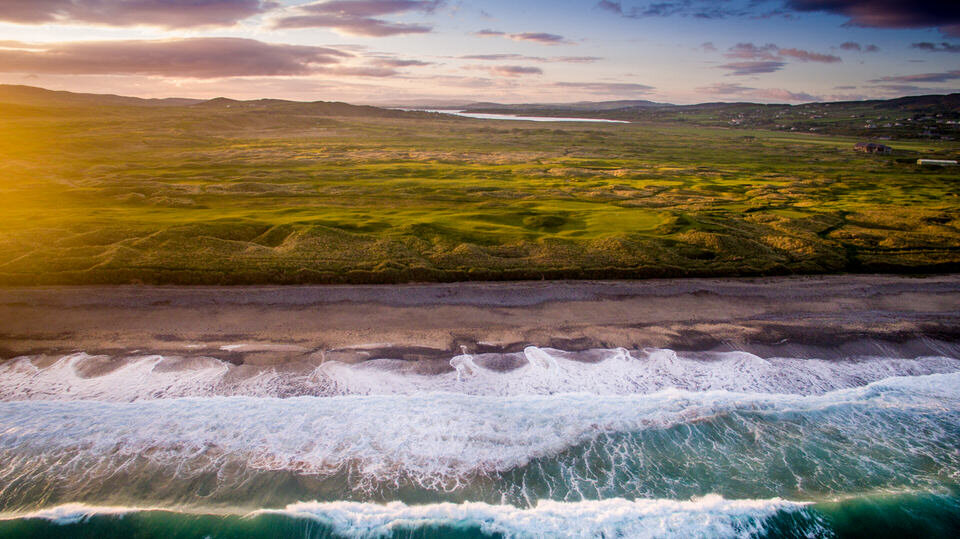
1,373 -> 958,494
4,503 -> 141,524
3,496 -> 812,538
0,353 -> 231,401
263,495 -> 812,538
333,347 -> 960,397
1,347 -> 958,401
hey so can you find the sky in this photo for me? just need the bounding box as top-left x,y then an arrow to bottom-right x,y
0,0 -> 958,104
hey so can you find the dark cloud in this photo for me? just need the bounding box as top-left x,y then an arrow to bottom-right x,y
869,83 -> 960,96
725,42 -> 779,60
717,42 -> 840,75
473,30 -> 573,45
272,0 -> 440,35
870,70 -> 960,83
600,1 -> 960,35
553,81 -> 655,94
784,1 -> 960,36
596,0 -> 624,15
911,42 -> 960,53
701,41 -> 717,52
0,38 -> 350,78
724,42 -> 838,63
595,0 -> 752,20
839,41 -> 880,53
718,60 -> 787,75
513,32 -> 570,44
873,84 -> 928,93
0,0 -> 276,28
777,48 -> 840,62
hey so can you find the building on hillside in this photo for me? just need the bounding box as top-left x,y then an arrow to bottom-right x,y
917,159 -> 958,166
854,142 -> 892,154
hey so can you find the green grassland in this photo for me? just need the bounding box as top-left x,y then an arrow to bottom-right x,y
1,99 -> 959,285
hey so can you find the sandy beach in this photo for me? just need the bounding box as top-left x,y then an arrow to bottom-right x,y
2,274 -> 958,366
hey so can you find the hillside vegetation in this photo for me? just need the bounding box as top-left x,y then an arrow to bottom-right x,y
0,88 -> 958,285
462,93 -> 960,140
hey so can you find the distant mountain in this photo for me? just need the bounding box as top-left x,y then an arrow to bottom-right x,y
0,85 -> 202,108
192,96 -> 420,118
1,85 -> 957,138
0,85 -> 430,119
421,99 -> 672,112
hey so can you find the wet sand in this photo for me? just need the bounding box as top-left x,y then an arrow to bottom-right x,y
1,274 -> 959,365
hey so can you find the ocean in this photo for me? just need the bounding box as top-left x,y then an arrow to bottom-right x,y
1,346 -> 959,537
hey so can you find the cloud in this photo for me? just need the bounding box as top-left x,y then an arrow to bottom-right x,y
595,0 -> 751,20
872,84 -> 929,94
870,70 -> 960,83
839,41 -> 879,52
868,83 -> 960,96
474,29 -> 574,45
553,81 -> 655,94
718,60 -> 786,75
0,0 -> 276,28
271,0 -> 440,35
487,65 -> 543,77
596,0 -> 624,15
725,42 -> 779,60
784,1 -> 960,36
554,56 -> 603,63
698,82 -> 755,95
460,54 -> 600,63
701,41 -> 717,52
911,42 -> 960,53
372,57 -> 432,67
0,38 -> 351,78
327,65 -> 398,76
461,53 -> 529,61
698,82 -> 818,102
777,48 -> 840,62
474,29 -> 505,37
716,42 -> 840,75
512,32 -> 571,44
600,1 -> 960,36
724,42 -> 839,63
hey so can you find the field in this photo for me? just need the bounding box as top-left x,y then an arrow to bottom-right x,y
1,98 -> 959,285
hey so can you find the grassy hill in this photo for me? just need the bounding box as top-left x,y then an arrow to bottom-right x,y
0,87 -> 958,285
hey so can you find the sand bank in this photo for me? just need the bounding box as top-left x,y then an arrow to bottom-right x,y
1,275 -> 958,365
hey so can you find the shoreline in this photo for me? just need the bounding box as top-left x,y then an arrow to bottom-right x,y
2,274 -> 959,364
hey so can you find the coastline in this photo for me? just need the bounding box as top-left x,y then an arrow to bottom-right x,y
2,274 -> 959,365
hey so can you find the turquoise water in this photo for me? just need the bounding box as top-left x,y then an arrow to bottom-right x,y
1,347 -> 959,537
3,492 -> 959,538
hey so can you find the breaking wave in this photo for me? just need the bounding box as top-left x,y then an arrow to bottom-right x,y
2,346 -> 958,401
